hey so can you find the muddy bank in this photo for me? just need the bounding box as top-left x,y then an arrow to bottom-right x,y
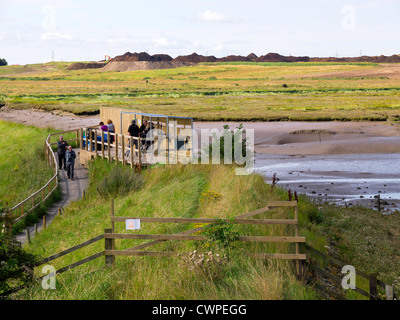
194,121 -> 400,155
0,107 -> 100,131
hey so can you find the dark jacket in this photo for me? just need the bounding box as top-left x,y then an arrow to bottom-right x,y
128,123 -> 140,137
57,140 -> 69,155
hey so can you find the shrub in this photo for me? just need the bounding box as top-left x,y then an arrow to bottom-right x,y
0,230 -> 37,298
97,165 -> 144,198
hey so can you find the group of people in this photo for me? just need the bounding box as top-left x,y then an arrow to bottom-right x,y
57,136 -> 76,180
127,119 -> 155,150
99,119 -> 115,143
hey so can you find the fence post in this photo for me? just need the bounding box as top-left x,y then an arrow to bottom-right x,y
385,284 -> 394,300
43,215 -> 47,230
101,132 -> 105,159
369,273 -> 378,300
294,204 -> 300,278
105,228 -> 115,268
26,228 -> 30,244
107,133 -> 111,162
115,134 -> 119,162
122,135 -> 125,165
110,198 -> 115,234
80,128 -> 84,149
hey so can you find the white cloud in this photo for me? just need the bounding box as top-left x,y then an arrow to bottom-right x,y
197,10 -> 239,23
154,37 -> 178,47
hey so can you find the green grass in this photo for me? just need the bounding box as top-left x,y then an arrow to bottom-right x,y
0,120 -> 54,209
1,62 -> 400,120
14,159 -> 320,300
6,155 -> 400,300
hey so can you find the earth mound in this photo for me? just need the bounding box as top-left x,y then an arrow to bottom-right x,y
173,52 -> 217,63
310,54 -> 400,63
111,52 -> 174,62
256,52 -> 310,62
67,62 -> 107,70
217,55 -> 250,62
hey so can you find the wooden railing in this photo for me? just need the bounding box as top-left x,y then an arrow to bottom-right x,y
81,127 -> 144,168
33,200 -> 305,278
2,128 -> 81,232
80,127 -> 192,168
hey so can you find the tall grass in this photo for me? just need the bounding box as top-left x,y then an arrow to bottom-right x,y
0,120 -> 54,210
15,159 -> 318,300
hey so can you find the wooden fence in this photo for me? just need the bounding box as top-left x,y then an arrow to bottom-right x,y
80,126 -> 192,168
33,200 -> 306,278
304,244 -> 398,300
31,198 -> 398,300
80,127 -> 144,168
1,128 -> 81,233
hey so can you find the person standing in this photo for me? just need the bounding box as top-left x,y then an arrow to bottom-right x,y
128,119 -> 140,150
57,135 -> 69,170
65,146 -> 77,181
107,119 -> 115,143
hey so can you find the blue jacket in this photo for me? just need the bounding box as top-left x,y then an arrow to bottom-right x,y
65,150 -> 76,165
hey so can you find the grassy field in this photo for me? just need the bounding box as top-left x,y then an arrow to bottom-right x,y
1,61 -> 400,121
6,156 -> 397,300
0,120 -> 55,209
15,160 -> 319,300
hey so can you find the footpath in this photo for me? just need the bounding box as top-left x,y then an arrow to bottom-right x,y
15,149 -> 89,244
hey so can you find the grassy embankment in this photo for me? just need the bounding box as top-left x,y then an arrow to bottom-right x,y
11,155 -> 400,300
1,61 -> 400,121
0,120 -> 78,234
15,159 -> 320,300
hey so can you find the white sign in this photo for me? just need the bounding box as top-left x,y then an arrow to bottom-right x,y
126,219 -> 140,230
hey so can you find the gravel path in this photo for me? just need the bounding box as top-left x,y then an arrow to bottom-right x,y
15,148 -> 90,245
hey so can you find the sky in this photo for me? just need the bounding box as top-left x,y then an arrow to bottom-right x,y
1,0 -> 399,65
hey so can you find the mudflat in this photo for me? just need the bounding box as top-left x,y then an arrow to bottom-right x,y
194,120 -> 400,155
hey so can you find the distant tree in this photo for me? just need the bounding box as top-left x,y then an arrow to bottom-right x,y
0,58 -> 8,66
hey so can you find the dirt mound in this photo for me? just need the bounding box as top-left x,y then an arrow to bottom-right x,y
110,52 -> 174,62
67,62 -> 107,70
151,54 -> 173,62
217,55 -> 250,62
173,52 -> 217,63
256,52 -> 310,63
310,54 -> 400,63
247,53 -> 258,61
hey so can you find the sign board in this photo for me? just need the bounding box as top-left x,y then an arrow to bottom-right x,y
126,219 -> 140,230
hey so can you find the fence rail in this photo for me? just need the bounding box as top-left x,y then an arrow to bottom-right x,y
1,128 -> 81,233
34,200 -> 305,278
304,244 -> 397,300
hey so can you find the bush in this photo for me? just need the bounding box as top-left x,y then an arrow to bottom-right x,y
0,230 -> 38,298
97,165 -> 144,198
207,123 -> 252,164
0,58 -> 7,66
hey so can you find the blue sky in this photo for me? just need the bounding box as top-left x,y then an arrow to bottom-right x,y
1,0 -> 399,65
